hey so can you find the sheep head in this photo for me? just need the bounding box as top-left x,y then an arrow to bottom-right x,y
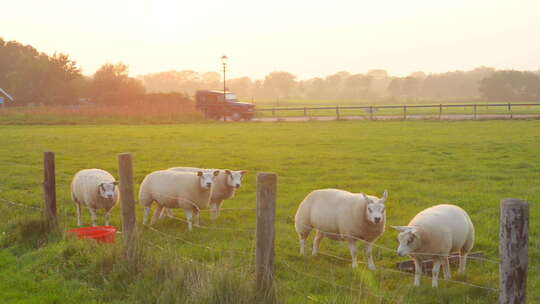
224,169 -> 248,189
362,190 -> 388,224
197,170 -> 220,190
392,226 -> 421,257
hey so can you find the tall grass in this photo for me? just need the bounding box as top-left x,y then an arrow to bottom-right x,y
0,213 -> 273,304
0,103 -> 204,125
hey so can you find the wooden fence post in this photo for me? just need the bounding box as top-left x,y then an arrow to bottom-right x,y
439,104 -> 443,120
474,104 -> 477,120
43,152 -> 57,226
508,103 -> 513,119
336,106 -> 340,120
256,172 -> 277,294
118,153 -> 136,247
370,106 -> 374,120
304,107 -> 307,117
500,198 -> 529,304
403,105 -> 407,120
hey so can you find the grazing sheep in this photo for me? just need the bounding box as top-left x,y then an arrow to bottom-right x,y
167,167 -> 247,220
71,169 -> 119,227
139,169 -> 219,231
392,204 -> 475,287
295,189 -> 388,270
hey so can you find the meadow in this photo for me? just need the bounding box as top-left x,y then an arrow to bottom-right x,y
0,120 -> 539,303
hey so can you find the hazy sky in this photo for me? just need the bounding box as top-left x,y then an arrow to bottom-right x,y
3,0 -> 540,79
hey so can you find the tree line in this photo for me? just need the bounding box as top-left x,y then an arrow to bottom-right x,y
140,68 -> 540,102
0,38 -> 189,106
2,38 -> 539,106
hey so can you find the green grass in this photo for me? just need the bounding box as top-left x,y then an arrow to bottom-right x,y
0,121 -> 539,303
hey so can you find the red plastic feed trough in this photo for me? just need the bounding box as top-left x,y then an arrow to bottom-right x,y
68,226 -> 117,243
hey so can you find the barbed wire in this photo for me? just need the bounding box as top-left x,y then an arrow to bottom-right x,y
0,197 -> 42,211
165,215 -> 256,233
278,258 -> 386,299
143,224 -> 255,257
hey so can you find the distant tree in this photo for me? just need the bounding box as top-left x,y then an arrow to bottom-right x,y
409,71 -> 427,79
402,76 -> 422,98
263,71 -> 297,99
343,74 -> 371,98
367,69 -> 388,79
479,70 -> 540,101
0,38 -> 83,105
387,78 -> 402,97
91,63 -> 145,104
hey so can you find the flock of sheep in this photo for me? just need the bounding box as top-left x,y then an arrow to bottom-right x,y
71,167 -> 474,288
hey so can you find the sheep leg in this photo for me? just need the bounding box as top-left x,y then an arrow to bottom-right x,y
211,203 -> 220,220
413,257 -> 422,286
185,209 -> 193,231
89,208 -> 98,227
159,208 -> 168,220
299,238 -> 306,255
458,252 -> 468,275
104,207 -> 112,226
151,205 -> 163,225
348,240 -> 358,268
193,210 -> 200,227
76,202 -> 83,226
143,207 -> 152,225
312,231 -> 323,256
442,257 -> 451,280
366,242 -> 376,270
431,259 -> 441,288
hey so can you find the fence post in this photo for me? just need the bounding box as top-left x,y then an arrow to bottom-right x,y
474,104 -> 477,120
370,106 -> 373,120
500,199 -> 529,304
256,172 -> 277,294
118,153 -> 136,247
303,107 -> 307,117
43,152 -> 57,226
272,108 -> 275,117
336,106 -> 340,120
439,104 -> 442,120
403,105 -> 407,120
508,103 -> 512,119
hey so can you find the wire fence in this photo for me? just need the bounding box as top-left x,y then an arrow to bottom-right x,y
0,157 -> 537,303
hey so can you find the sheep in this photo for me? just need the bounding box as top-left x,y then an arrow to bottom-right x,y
139,169 -> 219,231
392,204 -> 475,287
294,189 -> 388,270
167,167 -> 247,220
71,169 -> 119,227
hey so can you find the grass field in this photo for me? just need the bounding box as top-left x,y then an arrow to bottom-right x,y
1,120 -> 539,303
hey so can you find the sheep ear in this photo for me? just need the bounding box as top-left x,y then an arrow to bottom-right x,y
240,170 -> 248,175
197,171 -> 203,177
391,226 -> 411,232
224,170 -> 231,175
113,181 -> 119,186
213,170 -> 220,176
362,193 -> 373,204
380,190 -> 388,204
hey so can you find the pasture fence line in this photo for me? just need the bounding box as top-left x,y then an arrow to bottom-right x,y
43,152 -> 57,226
1,151 -> 535,302
254,102 -> 540,120
118,153 -> 136,250
500,199 -> 529,304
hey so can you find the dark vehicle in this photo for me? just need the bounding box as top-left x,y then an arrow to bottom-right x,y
195,90 -> 255,121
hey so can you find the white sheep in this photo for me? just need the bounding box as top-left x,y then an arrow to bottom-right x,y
294,189 -> 388,270
71,169 -> 119,227
139,169 -> 219,231
392,204 -> 475,287
168,167 -> 247,219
